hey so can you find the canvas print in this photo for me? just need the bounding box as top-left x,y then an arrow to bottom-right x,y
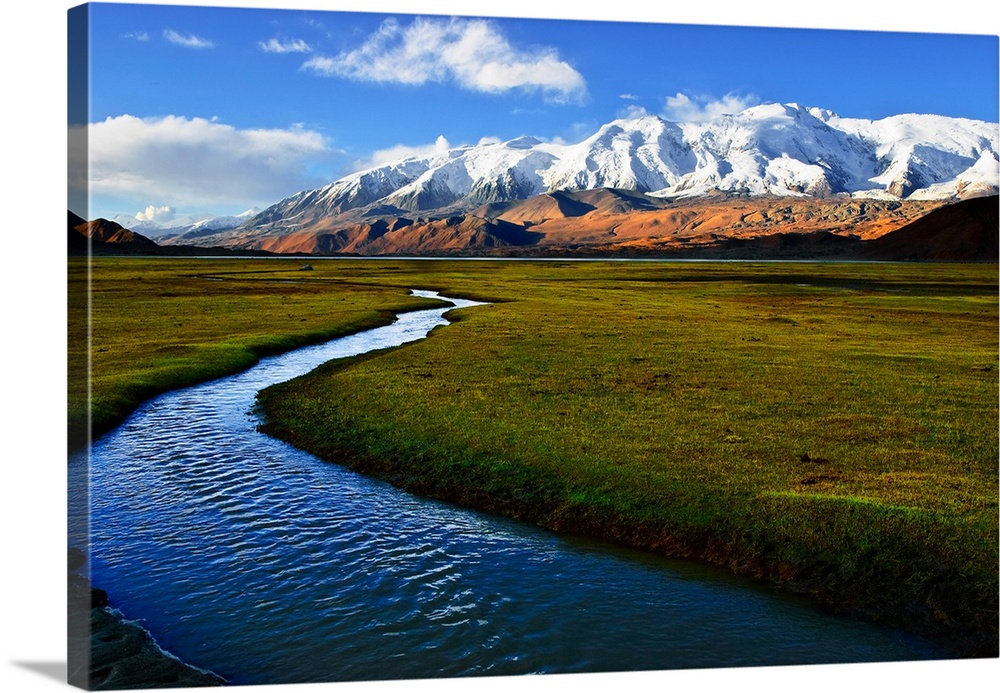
67,1 -> 999,690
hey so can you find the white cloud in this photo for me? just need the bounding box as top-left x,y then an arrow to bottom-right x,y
259,37 -> 311,54
135,205 -> 175,223
365,135 -> 452,168
302,17 -> 586,104
123,31 -> 149,41
163,29 -> 214,49
511,107 -> 546,116
619,93 -> 639,101
662,92 -> 759,122
618,104 -> 649,119
73,115 -> 334,211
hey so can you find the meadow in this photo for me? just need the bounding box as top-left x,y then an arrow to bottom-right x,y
67,257 -> 440,448
72,256 -> 998,655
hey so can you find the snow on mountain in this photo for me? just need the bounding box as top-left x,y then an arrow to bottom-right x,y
240,103 -> 998,234
543,115 -> 693,193
114,208 -> 261,238
828,112 -> 1000,199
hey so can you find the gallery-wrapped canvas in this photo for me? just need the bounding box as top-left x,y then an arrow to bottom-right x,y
67,1 -> 998,690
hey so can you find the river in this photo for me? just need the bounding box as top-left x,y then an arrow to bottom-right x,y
67,290 -> 951,686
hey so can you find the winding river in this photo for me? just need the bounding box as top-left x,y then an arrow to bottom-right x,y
68,291 -> 951,685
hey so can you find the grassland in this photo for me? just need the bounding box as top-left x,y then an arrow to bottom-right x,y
254,259 -> 999,656
72,256 -> 998,656
67,257 -> 441,448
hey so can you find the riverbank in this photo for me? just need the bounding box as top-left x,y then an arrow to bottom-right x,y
68,257 -> 442,450
67,259 -> 449,686
68,551 -> 225,689
71,258 -> 997,663
257,395 -> 997,657
255,261 -> 998,658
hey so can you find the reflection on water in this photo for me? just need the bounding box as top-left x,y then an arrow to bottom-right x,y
68,291 -> 950,685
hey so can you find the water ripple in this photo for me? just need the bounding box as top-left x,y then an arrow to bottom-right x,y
69,291 -> 951,685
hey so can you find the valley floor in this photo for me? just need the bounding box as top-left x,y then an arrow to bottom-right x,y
72,257 -> 1000,658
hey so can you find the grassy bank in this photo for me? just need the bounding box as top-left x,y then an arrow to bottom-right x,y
68,257 -> 439,449
254,260 -> 998,656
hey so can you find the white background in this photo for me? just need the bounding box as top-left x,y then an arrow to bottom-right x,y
3,1 -> 997,692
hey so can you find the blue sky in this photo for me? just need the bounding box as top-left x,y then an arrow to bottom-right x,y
72,0 -> 999,223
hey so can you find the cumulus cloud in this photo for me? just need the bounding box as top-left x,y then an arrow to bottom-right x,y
74,114 -> 334,210
662,92 -> 759,122
302,17 -> 586,104
365,135 -> 452,168
164,29 -> 214,49
259,37 -> 311,54
135,205 -> 176,223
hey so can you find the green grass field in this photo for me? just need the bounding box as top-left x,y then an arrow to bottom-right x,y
71,256 -> 999,655
67,257 -> 440,447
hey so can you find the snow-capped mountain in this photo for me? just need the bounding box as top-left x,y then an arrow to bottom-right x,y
114,208 -> 261,239
238,103 -> 997,237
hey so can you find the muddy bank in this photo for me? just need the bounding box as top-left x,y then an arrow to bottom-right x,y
68,550 -> 225,689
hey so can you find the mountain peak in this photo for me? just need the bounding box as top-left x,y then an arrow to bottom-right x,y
602,112 -> 670,132
229,105 -> 996,239
505,135 -> 544,149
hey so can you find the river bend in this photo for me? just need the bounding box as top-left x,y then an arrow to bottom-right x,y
68,290 -> 950,685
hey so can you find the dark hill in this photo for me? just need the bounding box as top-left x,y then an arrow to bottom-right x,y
79,218 -> 159,247
68,212 -> 159,255
68,211 -> 91,254
858,195 -> 998,261
67,211 -> 277,257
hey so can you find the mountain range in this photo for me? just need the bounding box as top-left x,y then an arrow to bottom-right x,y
104,102 -> 998,257
67,211 -> 272,257
113,208 -> 261,240
71,193 -> 999,262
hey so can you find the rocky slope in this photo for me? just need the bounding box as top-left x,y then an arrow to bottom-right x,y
160,103 -> 997,254
70,195 -> 998,261
68,210 -> 276,257
858,193 -> 999,261
179,190 -> 948,256
69,211 -> 159,251
247,105 -> 997,226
